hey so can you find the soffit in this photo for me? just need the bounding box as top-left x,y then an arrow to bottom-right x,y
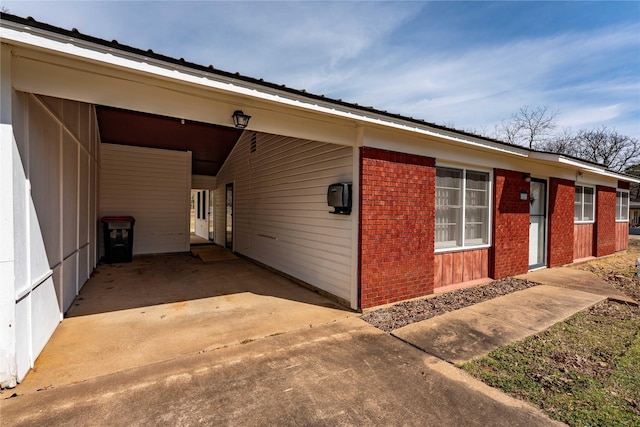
96,106 -> 241,176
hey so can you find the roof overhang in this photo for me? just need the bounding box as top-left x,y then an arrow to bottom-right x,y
529,152 -> 640,183
0,15 -> 528,158
1,13 -> 637,184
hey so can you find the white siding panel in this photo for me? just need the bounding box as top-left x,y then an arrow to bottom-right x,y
14,297 -> 30,381
10,93 -> 98,384
11,96 -> 29,299
28,96 -> 62,268
30,277 -> 60,358
191,175 -> 216,190
100,144 -> 191,255
62,254 -> 77,312
89,152 -> 97,270
78,152 -> 89,247
62,130 -> 78,259
78,246 -> 89,291
216,132 -> 353,302
51,264 -> 63,319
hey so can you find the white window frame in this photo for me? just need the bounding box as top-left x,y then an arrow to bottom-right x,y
574,185 -> 595,223
616,189 -> 629,222
435,164 -> 493,252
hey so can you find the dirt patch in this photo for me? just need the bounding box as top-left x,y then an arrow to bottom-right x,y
361,277 -> 540,332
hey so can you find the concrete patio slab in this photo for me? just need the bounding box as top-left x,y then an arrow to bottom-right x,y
392,285 -> 605,365
11,253 -> 355,395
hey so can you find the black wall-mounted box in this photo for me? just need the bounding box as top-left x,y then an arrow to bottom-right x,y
327,183 -> 352,214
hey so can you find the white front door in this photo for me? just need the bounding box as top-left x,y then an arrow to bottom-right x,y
194,190 -> 209,240
225,183 -> 234,250
529,179 -> 547,269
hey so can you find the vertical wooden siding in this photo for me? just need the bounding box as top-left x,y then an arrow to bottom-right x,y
573,223 -> 594,259
215,132 -> 353,302
100,144 -> 191,255
434,248 -> 489,289
12,93 -> 99,381
615,222 -> 628,252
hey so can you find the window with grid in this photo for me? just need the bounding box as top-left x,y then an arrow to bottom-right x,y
616,190 -> 629,221
574,185 -> 595,222
435,167 -> 490,250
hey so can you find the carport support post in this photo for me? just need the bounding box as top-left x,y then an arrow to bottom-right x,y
0,45 -> 18,388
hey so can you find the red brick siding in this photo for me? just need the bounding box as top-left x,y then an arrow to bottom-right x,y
615,222 -> 628,252
358,147 -> 435,309
434,248 -> 489,289
594,185 -> 616,257
547,178 -> 575,267
490,169 -> 530,278
574,223 -> 595,259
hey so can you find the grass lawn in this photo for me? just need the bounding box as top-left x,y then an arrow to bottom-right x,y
462,239 -> 640,426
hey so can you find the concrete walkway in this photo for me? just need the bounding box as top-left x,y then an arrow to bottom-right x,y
393,285 -> 604,364
520,266 -> 637,305
394,267 -> 637,365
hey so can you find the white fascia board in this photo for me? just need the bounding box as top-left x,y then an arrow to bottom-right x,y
1,19 -> 528,158
529,152 -> 640,183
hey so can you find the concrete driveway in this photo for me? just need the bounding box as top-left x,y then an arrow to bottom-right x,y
10,250 -> 356,395
3,318 -> 558,427
1,249 -> 561,426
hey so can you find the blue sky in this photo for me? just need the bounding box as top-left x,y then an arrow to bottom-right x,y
3,1 -> 639,141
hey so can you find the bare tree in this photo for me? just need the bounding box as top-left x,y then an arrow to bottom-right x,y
495,105 -> 559,148
496,106 -> 640,174
535,127 -> 576,156
626,164 -> 640,199
573,127 -> 640,173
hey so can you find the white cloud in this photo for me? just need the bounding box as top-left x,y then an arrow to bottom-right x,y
556,104 -> 621,127
319,23 -> 640,138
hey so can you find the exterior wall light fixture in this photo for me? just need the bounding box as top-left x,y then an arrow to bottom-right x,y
232,110 -> 251,129
520,190 -> 528,201
523,173 -> 531,183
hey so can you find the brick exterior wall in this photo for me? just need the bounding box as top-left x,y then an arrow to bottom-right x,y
490,169 -> 530,278
547,177 -> 575,267
359,147 -> 435,309
594,185 -> 616,257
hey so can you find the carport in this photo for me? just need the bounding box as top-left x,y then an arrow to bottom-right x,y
2,14 -> 358,387
14,249 -> 354,394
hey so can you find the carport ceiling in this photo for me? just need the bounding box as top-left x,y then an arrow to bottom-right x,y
96,106 -> 242,176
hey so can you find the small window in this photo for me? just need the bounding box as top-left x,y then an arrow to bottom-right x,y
574,185 -> 595,223
436,166 -> 490,250
616,190 -> 629,221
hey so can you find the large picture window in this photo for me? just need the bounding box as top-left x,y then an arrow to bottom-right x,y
574,185 -> 594,222
616,190 -> 629,221
436,167 -> 490,250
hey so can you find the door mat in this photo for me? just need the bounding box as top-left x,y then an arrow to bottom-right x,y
191,246 -> 238,262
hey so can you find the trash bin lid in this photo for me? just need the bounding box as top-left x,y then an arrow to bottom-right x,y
101,216 -> 135,223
